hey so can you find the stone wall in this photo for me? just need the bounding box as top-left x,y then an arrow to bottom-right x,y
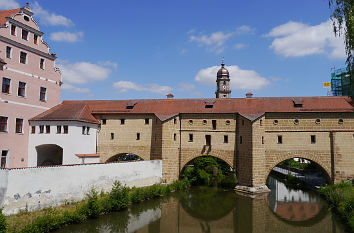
0,160 -> 162,215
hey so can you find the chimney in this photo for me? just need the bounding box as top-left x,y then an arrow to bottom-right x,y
166,93 -> 174,99
245,92 -> 253,98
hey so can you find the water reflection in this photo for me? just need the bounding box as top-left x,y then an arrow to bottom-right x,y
57,177 -> 347,233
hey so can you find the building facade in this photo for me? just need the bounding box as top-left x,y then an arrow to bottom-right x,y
0,4 -> 61,168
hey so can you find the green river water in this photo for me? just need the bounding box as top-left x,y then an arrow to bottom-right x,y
55,175 -> 348,233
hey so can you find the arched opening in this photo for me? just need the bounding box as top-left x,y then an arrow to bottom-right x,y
106,153 -> 144,163
180,156 -> 236,189
36,144 -> 63,166
266,157 -> 329,224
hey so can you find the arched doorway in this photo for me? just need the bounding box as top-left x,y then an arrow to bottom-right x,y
36,144 -> 63,166
106,153 -> 144,163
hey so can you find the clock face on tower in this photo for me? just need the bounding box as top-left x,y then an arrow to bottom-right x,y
222,85 -> 226,90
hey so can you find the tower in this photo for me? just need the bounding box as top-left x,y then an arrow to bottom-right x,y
215,58 -> 231,98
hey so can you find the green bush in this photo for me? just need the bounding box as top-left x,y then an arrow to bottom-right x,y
108,181 -> 129,211
0,209 -> 7,233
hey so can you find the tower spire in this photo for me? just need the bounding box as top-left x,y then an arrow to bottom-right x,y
221,57 -> 225,67
215,58 -> 231,98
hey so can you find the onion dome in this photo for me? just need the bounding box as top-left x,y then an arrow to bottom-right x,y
217,58 -> 229,77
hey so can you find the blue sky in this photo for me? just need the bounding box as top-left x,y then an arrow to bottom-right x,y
1,0 -> 347,100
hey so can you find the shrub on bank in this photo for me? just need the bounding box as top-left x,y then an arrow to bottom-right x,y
319,182 -> 354,232
6,180 -> 190,233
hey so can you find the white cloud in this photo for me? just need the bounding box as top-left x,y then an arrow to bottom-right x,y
195,65 -> 269,91
190,25 -> 254,53
266,20 -> 346,59
57,60 -> 115,85
61,83 -> 90,93
234,43 -> 246,50
0,0 -> 19,9
50,31 -> 83,42
32,1 -> 72,26
177,82 -> 195,91
113,81 -> 172,95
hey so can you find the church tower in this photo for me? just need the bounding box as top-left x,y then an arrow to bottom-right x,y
215,58 -> 231,98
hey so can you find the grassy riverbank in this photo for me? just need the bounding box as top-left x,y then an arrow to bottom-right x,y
1,180 -> 190,233
319,182 -> 354,232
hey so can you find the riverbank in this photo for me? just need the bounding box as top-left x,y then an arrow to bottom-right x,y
319,182 -> 354,233
1,180 -> 190,233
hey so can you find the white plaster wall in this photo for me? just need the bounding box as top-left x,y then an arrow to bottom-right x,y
1,160 -> 162,215
28,121 -> 98,166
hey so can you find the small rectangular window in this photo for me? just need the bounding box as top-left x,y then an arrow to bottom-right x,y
40,58 -> 45,70
0,116 -> 8,132
82,126 -> 86,135
205,104 -> 213,108
57,125 -> 61,134
31,126 -> 35,134
145,118 -> 149,125
174,133 -> 177,141
136,133 -> 140,140
39,125 -> 44,134
1,150 -> 8,168
242,120 -> 245,126
212,120 -> 217,130
102,119 -> 106,125
224,135 -> 228,143
87,127 -> 90,135
34,34 -> 38,44
121,119 -> 125,125
311,135 -> 316,144
6,46 -> 11,59
22,29 -> 28,40
18,81 -> 26,97
15,118 -> 23,133
20,51 -> 27,64
11,25 -> 16,36
63,125 -> 68,134
45,125 -> 50,134
111,133 -> 114,140
174,118 -> 177,124
205,135 -> 211,146
240,136 -> 243,144
260,119 -> 263,126
189,134 -> 193,142
278,135 -> 283,144
40,87 -> 46,101
262,136 -> 264,144
2,78 -> 11,94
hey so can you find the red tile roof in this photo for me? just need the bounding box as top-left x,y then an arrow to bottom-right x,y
0,8 -> 21,26
30,96 -> 354,123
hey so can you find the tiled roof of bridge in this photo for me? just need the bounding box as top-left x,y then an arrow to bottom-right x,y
0,8 -> 20,25
30,96 -> 354,123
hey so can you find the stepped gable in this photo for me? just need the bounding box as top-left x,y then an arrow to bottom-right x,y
29,102 -> 99,124
0,8 -> 21,25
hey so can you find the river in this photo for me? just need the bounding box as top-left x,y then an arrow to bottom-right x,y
56,174 -> 348,233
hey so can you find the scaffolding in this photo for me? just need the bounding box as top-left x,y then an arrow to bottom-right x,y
331,68 -> 352,96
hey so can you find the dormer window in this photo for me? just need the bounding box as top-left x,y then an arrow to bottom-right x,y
126,101 -> 137,109
292,98 -> 303,108
11,25 -> 16,36
205,100 -> 215,109
22,29 -> 28,40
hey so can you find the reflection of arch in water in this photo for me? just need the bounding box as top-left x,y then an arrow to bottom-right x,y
106,153 -> 144,162
179,187 -> 237,221
36,144 -> 63,166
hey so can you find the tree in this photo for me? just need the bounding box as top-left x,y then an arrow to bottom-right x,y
329,0 -> 354,96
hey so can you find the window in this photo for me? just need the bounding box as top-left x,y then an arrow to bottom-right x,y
34,34 -> 38,44
24,15 -> 29,21
45,125 -> 50,134
273,120 -> 278,125
315,119 -> 321,124
39,125 -> 44,133
15,118 -> 23,133
40,87 -> 46,101
40,58 -> 45,70
174,118 -> 177,124
224,135 -> 228,143
82,126 -> 86,135
338,119 -> 344,124
205,104 -> 213,108
189,120 -> 193,125
11,25 -> 16,36
0,116 -> 8,132
111,133 -> 114,140
260,119 -> 263,126
102,119 -> 106,125
6,46 -> 11,59
240,136 -> 243,144
242,120 -> 245,126
277,135 -> 282,144
20,52 -> 27,64
203,120 -> 207,125
1,150 -> 8,168
189,134 -> 193,142
262,136 -> 264,144
63,125 -> 68,134
31,126 -> 35,134
17,81 -> 26,97
136,133 -> 140,140
86,127 -> 90,135
205,135 -> 211,146
2,78 -> 11,94
212,120 -> 217,130
294,119 -> 299,125
174,133 -> 176,141
57,125 -> 61,134
22,29 -> 28,40
226,120 -> 230,125
145,118 -> 149,125
121,119 -> 125,125
311,135 -> 316,144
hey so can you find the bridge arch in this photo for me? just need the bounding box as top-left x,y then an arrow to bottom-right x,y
181,154 -> 234,172
36,144 -> 63,166
106,153 -> 144,163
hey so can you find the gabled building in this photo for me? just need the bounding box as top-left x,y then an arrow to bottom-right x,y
0,4 -> 62,168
